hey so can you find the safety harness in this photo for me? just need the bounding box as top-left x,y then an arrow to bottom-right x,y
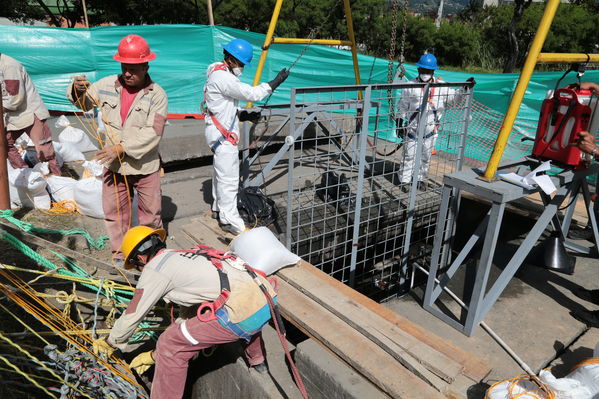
171,244 -> 308,398
203,63 -> 240,153
406,80 -> 440,141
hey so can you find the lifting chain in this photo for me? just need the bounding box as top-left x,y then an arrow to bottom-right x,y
387,0 -> 402,120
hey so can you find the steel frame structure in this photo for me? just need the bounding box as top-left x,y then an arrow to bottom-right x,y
423,161 -> 599,336
242,81 -> 474,296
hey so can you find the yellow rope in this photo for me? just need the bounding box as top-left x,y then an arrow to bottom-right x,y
0,354 -> 59,399
41,200 -> 79,215
0,331 -> 93,399
0,302 -> 52,346
0,263 -> 135,293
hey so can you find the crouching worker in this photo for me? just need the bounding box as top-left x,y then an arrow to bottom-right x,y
92,226 -> 277,399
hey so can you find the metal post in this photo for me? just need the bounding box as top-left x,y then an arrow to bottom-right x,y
252,0 -> 284,89
286,88 -> 297,249
481,0 -> 560,181
82,0 -> 89,28
348,86 -> 371,287
206,0 -> 215,25
0,84 -> 11,210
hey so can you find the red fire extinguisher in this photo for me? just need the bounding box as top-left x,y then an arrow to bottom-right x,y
532,88 -> 596,168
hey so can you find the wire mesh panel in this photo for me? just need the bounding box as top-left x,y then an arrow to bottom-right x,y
243,81 -> 474,300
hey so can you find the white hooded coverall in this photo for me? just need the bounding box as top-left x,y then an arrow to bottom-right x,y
397,77 -> 465,184
203,62 -> 272,234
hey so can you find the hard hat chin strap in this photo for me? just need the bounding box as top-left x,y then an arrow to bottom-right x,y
131,235 -> 166,267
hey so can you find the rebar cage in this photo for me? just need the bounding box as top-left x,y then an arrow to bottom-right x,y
243,81 -> 475,300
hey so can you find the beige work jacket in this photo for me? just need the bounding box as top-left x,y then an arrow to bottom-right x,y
66,74 -> 168,175
0,54 -> 50,131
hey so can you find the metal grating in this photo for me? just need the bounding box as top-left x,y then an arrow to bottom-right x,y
243,81 -> 474,300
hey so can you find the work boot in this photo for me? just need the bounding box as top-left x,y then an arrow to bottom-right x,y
252,362 -> 268,374
572,309 -> 599,327
211,211 -> 219,220
417,181 -> 428,192
401,184 -> 410,194
219,223 -> 239,235
573,287 -> 599,305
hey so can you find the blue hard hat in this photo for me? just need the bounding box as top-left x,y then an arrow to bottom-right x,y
221,38 -> 254,66
416,53 -> 438,70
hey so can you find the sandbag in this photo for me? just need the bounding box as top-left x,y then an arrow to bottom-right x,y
56,115 -> 98,153
540,369 -> 592,399
231,226 -> 300,275
485,373 -> 553,399
73,160 -> 104,219
15,133 -> 65,167
7,161 -> 51,210
46,175 -> 77,203
53,142 -> 84,162
566,358 -> 599,398
73,177 -> 103,219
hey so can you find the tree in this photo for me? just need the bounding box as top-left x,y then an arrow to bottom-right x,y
503,0 -> 532,73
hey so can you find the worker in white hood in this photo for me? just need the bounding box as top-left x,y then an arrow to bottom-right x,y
203,38 -> 289,234
396,53 -> 474,192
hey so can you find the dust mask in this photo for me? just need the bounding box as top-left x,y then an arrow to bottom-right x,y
232,67 -> 244,77
419,73 -> 433,82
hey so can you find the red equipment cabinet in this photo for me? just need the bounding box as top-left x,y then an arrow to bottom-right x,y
531,88 -> 598,168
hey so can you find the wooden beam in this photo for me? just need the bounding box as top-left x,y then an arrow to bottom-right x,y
279,262 -> 464,383
289,261 -> 492,382
277,278 -> 445,399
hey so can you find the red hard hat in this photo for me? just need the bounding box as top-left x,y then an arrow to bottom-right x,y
113,34 -> 156,64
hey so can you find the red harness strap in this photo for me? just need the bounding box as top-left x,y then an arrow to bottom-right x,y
205,63 -> 239,146
209,112 -> 239,145
193,245 -> 235,322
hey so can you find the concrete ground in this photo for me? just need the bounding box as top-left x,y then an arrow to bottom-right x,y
41,114 -> 599,397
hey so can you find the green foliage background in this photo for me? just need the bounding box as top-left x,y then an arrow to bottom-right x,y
2,0 -> 599,72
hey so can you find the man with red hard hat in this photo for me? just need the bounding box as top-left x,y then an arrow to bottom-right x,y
203,38 -> 289,235
66,34 -> 168,270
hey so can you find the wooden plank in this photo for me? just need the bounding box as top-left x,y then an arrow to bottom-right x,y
279,262 -> 463,383
0,221 -> 136,282
291,260 -> 492,382
277,278 -> 445,399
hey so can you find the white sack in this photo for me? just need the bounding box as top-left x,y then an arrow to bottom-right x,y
53,142 -> 84,163
540,369 -> 592,399
231,226 -> 300,275
57,115 -> 98,153
566,360 -> 599,398
73,177 -> 103,219
7,161 -> 51,210
46,175 -> 77,203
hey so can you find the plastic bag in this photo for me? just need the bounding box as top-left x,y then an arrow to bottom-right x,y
231,226 -> 300,275
56,115 -> 98,153
7,161 -> 51,210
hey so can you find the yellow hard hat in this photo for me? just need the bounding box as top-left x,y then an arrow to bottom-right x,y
122,226 -> 166,269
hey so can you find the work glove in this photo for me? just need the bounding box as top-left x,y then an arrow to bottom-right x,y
92,337 -> 115,358
129,350 -> 155,375
466,77 -> 476,86
268,68 -> 290,91
238,110 -> 262,123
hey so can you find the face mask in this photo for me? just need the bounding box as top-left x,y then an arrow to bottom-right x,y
419,73 -> 433,82
232,67 -> 244,77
